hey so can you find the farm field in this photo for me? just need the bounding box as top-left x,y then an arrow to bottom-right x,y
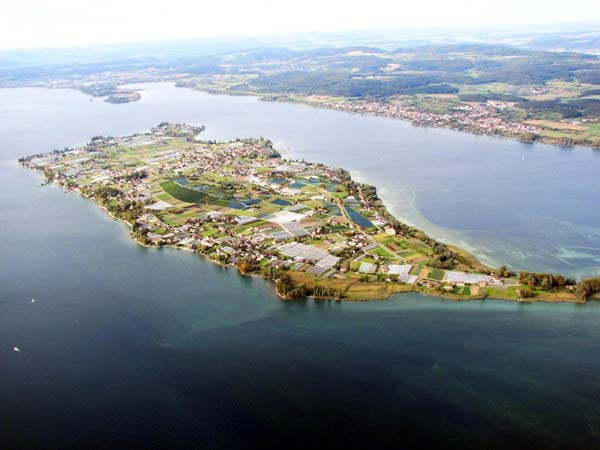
159,180 -> 215,203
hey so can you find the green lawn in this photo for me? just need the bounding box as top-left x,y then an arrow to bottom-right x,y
485,286 -> 521,300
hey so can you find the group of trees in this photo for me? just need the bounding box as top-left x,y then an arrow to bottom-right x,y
132,223 -> 150,245
119,170 -> 147,182
236,259 -> 256,274
275,265 -> 599,302
518,287 -> 536,298
312,283 -> 343,299
428,244 -> 458,269
264,264 -> 284,281
496,266 -> 515,278
575,277 -> 600,301
518,98 -> 600,120
458,93 -> 525,103
518,271 -> 576,290
222,43 -> 600,103
90,187 -> 144,224
274,272 -> 345,299
244,70 -> 461,99
276,273 -> 308,299
92,186 -> 122,202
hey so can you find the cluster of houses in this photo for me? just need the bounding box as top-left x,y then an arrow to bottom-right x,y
312,98 -> 539,140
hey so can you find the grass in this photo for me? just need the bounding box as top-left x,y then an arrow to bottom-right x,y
398,94 -> 461,115
304,200 -> 324,209
286,271 -> 397,300
331,225 -> 351,232
233,219 -> 268,234
375,235 -> 410,249
370,247 -> 394,258
525,119 -> 586,132
410,265 -> 423,276
360,257 -> 377,265
402,252 -> 425,262
485,286 -> 521,300
160,180 -> 214,204
344,282 -> 391,300
201,228 -> 218,237
428,269 -> 445,281
522,119 -> 600,146
587,124 -> 600,137
374,233 -> 391,242
155,192 -> 175,202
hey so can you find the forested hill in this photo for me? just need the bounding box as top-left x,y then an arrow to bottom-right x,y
3,33 -> 600,145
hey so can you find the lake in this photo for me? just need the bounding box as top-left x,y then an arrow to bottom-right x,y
1,84 -> 600,449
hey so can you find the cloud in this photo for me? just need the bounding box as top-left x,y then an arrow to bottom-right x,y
1,0 -> 599,50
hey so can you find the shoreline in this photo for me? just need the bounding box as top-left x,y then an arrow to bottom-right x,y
30,156 -> 588,305
180,85 -> 600,151
3,80 -> 598,150
84,191 -> 588,304
82,197 -> 591,304
7,82 -> 598,151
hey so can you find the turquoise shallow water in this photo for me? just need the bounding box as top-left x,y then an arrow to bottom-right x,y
1,85 -> 600,449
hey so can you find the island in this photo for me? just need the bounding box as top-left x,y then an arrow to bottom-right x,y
105,91 -> 141,104
19,123 -> 600,302
74,84 -> 142,103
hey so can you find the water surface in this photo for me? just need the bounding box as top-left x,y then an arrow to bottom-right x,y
4,83 -> 600,275
1,85 -> 600,449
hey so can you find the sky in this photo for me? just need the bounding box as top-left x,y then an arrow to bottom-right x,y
1,0 -> 600,50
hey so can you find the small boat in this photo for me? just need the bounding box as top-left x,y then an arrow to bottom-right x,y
13,347 -> 20,352
31,298 -> 35,303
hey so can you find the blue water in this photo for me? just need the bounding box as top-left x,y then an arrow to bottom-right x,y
1,84 -> 600,449
88,84 -> 600,276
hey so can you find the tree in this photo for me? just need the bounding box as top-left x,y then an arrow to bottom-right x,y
236,259 -> 258,274
575,277 -> 600,301
519,288 -> 535,298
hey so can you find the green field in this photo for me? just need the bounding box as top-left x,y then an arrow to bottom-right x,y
370,246 -> 394,258
160,180 -> 214,203
331,225 -> 351,232
428,269 -> 445,281
201,228 -> 218,237
410,265 -> 423,276
234,219 -> 268,234
587,124 -> 600,137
